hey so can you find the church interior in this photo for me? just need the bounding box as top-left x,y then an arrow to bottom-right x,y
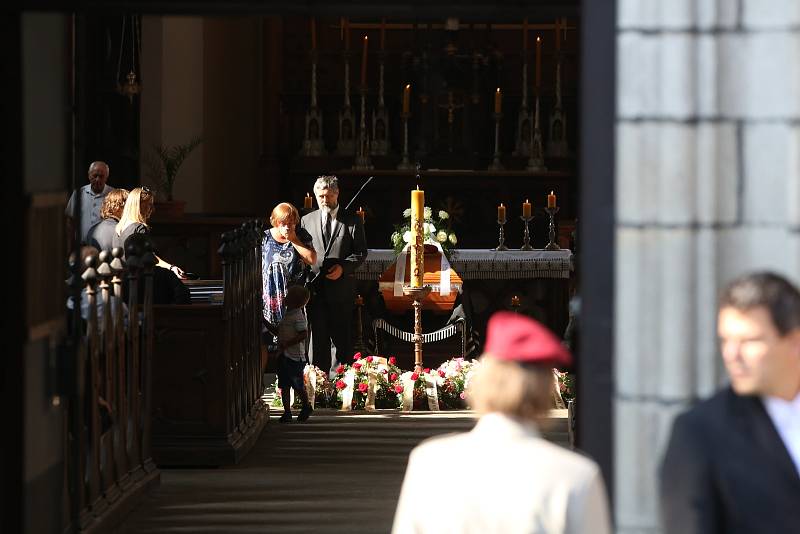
5,1 -> 622,532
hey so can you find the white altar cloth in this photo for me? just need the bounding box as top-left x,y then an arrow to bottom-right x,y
355,249 -> 573,281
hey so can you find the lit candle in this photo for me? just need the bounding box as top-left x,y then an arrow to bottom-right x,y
511,295 -> 520,307
304,193 -> 313,209
311,17 -> 317,50
356,206 -> 366,224
360,35 -> 369,87
497,203 -> 507,223
535,36 -> 542,89
522,199 -> 532,218
548,190 -> 557,208
494,87 -> 502,114
410,187 -> 425,287
402,84 -> 411,114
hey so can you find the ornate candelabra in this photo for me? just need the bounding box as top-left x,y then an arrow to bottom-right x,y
544,206 -> 561,251
301,50 -> 326,156
494,217 -> 509,251
527,95 -> 546,171
520,214 -> 534,251
336,51 -> 356,156
489,112 -> 504,171
397,111 -> 413,170
371,50 -> 390,156
402,285 -> 431,372
353,86 -> 374,169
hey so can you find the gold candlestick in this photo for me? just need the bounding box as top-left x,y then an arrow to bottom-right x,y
494,218 -> 509,251
544,206 -> 561,250
403,285 -> 432,372
520,214 -> 534,250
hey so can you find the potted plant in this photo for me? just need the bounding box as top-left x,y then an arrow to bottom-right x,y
144,135 -> 202,217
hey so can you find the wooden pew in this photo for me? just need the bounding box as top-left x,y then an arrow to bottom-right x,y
62,238 -> 160,533
150,221 -> 269,466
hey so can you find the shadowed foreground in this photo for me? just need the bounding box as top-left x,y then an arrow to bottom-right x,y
117,403 -> 568,533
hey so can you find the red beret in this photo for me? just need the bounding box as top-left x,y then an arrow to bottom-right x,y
484,311 -> 572,367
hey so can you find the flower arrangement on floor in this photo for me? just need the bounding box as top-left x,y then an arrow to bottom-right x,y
390,206 -> 458,259
269,354 -> 573,411
555,369 -> 576,403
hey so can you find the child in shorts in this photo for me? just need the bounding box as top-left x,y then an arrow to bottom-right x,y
277,285 -> 312,423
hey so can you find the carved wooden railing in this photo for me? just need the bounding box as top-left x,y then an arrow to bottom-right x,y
63,236 -> 159,533
149,220 -> 268,466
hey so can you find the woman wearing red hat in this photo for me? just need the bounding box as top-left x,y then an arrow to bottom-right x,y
392,312 -> 611,534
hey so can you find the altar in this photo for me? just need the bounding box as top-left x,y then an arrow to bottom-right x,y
354,249 -> 573,361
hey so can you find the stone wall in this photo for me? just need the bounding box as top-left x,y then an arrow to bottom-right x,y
615,1 -> 800,531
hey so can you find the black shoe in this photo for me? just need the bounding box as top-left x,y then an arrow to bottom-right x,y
297,405 -> 313,422
279,412 -> 292,423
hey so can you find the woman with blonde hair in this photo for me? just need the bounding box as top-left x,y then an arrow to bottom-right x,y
262,202 -> 316,346
86,188 -> 129,252
113,187 -> 186,279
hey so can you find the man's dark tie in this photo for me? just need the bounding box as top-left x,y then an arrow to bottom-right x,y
323,213 -> 332,247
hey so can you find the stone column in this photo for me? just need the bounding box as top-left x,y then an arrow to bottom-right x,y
615,1 -> 800,531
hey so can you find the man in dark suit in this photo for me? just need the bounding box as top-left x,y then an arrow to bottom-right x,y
301,175 -> 368,376
659,271 -> 800,534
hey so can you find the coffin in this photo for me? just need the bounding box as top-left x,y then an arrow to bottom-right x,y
378,245 -> 463,314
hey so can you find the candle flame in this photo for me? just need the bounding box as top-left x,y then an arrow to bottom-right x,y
364,35 -> 368,41
406,84 -> 411,89
537,36 -> 541,42
500,203 -> 504,207
496,87 -> 500,92
526,199 -> 529,203
550,190 -> 554,195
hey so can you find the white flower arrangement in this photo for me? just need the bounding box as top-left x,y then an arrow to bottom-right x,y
391,206 -> 458,258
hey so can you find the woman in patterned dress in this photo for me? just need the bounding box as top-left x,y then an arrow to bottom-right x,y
262,202 -> 317,347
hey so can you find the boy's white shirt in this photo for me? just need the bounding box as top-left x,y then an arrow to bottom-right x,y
277,307 -> 308,361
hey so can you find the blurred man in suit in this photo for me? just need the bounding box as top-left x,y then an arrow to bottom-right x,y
301,175 -> 367,376
660,271 -> 800,533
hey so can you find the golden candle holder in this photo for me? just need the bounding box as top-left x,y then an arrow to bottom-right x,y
520,214 -> 534,251
544,206 -> 561,251
402,285 -> 432,371
493,218 -> 509,251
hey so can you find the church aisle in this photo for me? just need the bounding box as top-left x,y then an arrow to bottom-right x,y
117,404 -> 568,533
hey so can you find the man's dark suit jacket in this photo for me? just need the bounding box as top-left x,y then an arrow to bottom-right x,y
659,387 -> 800,534
300,208 -> 367,302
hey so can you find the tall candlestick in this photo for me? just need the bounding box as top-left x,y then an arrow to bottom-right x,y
535,36 -> 542,89
304,192 -> 313,209
548,190 -> 557,208
555,18 -> 560,51
403,84 -> 411,114
410,187 -> 425,287
522,199 -> 532,218
311,17 -> 317,50
494,87 -> 502,114
381,17 -> 386,50
360,35 -> 369,87
497,203 -> 507,223
523,18 -> 528,50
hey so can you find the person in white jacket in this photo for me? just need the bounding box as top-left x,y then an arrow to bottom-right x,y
392,311 -> 611,534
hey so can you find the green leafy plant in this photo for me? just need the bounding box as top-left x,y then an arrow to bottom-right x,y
145,136 -> 202,201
